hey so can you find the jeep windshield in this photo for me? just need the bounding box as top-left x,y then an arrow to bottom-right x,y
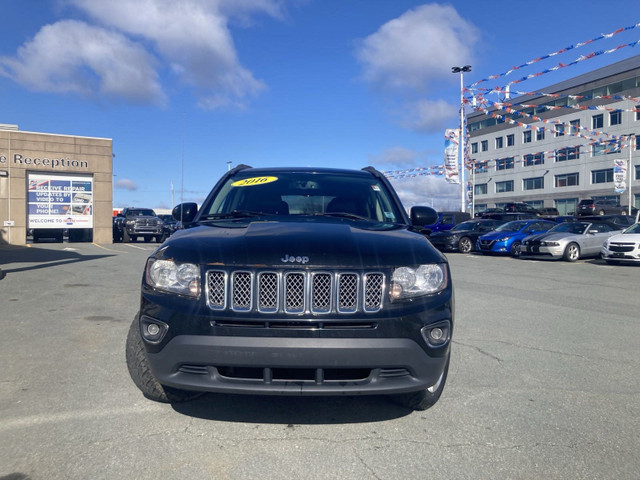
197,170 -> 404,224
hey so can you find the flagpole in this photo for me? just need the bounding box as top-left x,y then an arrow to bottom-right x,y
452,65 -> 471,213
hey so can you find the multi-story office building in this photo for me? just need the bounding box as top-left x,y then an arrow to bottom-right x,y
467,55 -> 640,215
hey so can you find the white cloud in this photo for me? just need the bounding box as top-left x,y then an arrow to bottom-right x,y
397,98 -> 459,133
115,178 -> 139,191
390,175 -> 460,211
1,0 -> 287,108
66,0 -> 280,109
370,146 -> 422,168
355,3 -> 479,90
0,20 -> 164,104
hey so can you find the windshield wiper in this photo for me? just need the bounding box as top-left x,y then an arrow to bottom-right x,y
199,210 -> 271,220
317,212 -> 371,221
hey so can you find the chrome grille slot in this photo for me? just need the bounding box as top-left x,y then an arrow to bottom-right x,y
337,273 -> 358,313
258,272 -> 279,312
363,273 -> 383,312
206,269 -> 385,316
311,273 -> 332,313
285,272 -> 305,313
207,270 -> 227,310
231,271 -> 252,311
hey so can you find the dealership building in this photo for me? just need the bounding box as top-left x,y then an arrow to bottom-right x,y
468,55 -> 640,215
0,124 -> 113,245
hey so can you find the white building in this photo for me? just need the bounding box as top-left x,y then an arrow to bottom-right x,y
467,55 -> 640,215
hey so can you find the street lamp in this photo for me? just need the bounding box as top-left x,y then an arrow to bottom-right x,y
452,65 -> 472,213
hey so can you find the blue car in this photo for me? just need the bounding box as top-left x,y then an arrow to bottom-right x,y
476,219 -> 557,257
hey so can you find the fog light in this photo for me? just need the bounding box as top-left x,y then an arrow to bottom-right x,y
140,316 -> 169,344
147,323 -> 160,336
421,321 -> 451,347
429,327 -> 444,341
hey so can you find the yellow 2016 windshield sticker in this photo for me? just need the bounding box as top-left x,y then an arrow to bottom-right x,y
231,176 -> 278,187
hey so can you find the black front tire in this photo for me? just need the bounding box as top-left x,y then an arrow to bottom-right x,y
125,317 -> 202,403
510,241 -> 521,257
389,355 -> 450,411
458,237 -> 472,253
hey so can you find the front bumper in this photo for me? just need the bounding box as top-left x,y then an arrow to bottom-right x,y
601,246 -> 640,262
126,227 -> 163,235
519,244 -> 562,259
146,334 -> 449,395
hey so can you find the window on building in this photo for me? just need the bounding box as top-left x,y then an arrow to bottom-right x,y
591,168 -> 614,184
555,173 -> 579,187
523,177 -> 544,190
495,180 -> 514,193
481,140 -> 488,152
570,119 -> 580,135
610,110 -> 622,126
592,114 -> 604,129
475,203 -> 487,213
636,110 -> 640,121
522,130 -> 532,143
474,183 -> 488,195
507,134 -> 515,147
495,157 -> 515,170
495,136 -> 504,149
556,146 -> 580,162
471,142 -> 478,154
592,142 -> 606,157
523,152 -> 544,166
555,124 -> 565,137
555,198 -> 578,215
474,161 -> 488,173
536,129 -> 545,141
636,164 -> 640,180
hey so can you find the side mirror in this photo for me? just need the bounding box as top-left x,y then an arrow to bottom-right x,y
172,202 -> 198,224
410,206 -> 438,227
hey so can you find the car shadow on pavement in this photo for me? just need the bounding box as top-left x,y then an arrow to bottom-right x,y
171,392 -> 413,424
0,245 -> 113,278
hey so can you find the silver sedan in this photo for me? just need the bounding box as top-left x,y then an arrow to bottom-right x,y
520,221 -> 620,262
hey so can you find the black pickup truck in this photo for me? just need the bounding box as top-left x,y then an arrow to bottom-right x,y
126,166 -> 454,410
113,207 -> 164,243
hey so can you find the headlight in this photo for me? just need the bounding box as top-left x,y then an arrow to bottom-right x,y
126,220 -> 135,225
145,259 -> 201,297
541,241 -> 560,246
496,236 -> 510,242
389,264 -> 447,300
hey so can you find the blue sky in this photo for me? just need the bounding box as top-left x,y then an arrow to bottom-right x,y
1,0 -> 639,211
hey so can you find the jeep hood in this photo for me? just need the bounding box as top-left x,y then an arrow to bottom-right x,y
154,220 -> 445,267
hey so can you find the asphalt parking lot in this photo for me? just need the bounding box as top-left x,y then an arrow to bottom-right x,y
1,242 -> 639,479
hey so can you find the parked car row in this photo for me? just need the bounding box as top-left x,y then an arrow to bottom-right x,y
428,214 -> 640,265
474,199 -> 638,219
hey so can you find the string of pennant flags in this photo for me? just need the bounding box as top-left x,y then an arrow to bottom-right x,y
387,22 -> 640,182
467,87 -> 640,105
469,22 -> 640,88
474,103 -> 617,142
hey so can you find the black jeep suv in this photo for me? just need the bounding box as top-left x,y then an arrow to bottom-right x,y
126,166 -> 454,410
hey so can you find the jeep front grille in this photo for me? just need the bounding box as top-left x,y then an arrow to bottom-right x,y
206,270 -> 385,314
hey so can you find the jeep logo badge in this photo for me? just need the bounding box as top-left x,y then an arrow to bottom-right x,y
281,254 -> 309,264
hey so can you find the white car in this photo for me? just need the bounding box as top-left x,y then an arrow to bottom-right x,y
601,223 -> 640,264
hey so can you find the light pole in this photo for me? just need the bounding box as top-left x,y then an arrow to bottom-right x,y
452,65 -> 471,213
627,134 -> 635,215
